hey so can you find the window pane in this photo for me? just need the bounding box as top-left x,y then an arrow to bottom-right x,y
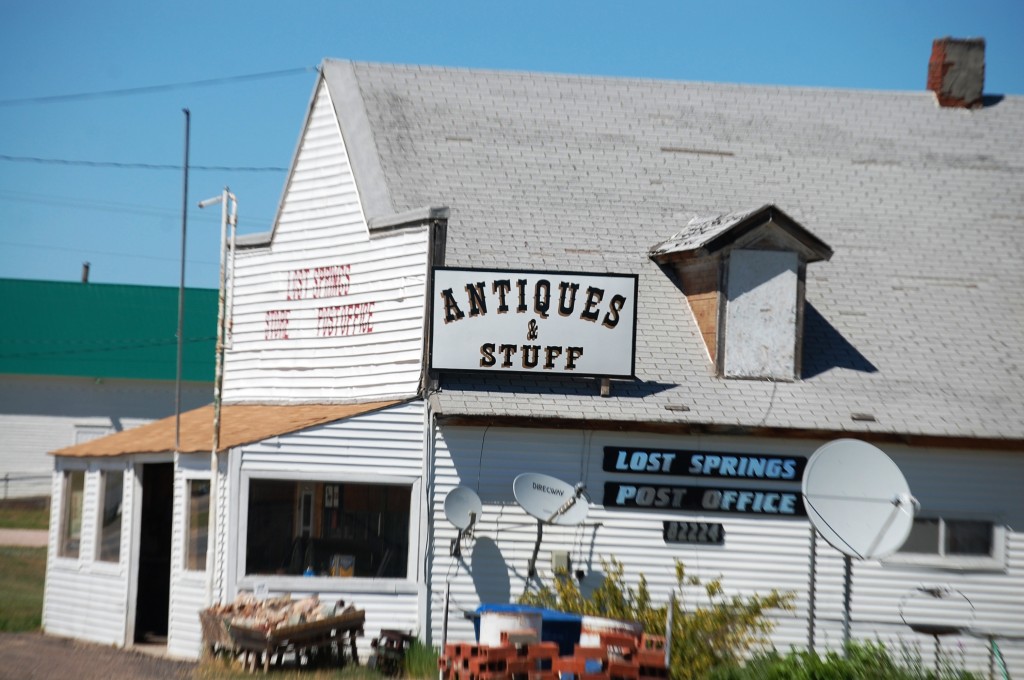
246,479 -> 410,578
900,518 -> 940,554
945,520 -> 992,556
97,471 -> 124,563
185,480 -> 210,571
59,471 -> 85,558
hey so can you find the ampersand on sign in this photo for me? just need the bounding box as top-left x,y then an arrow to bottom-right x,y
526,320 -> 539,341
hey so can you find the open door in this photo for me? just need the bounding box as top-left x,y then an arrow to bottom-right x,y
134,462 -> 173,643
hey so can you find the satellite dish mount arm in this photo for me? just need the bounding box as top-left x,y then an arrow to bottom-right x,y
546,483 -> 589,523
527,519 -> 543,578
450,511 -> 477,558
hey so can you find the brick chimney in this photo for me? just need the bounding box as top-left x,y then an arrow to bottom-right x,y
928,37 -> 985,108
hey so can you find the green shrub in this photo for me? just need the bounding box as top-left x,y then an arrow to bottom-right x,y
707,641 -> 982,680
519,558 -> 793,680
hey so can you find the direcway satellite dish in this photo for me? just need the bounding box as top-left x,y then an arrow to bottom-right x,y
513,473 -> 589,526
444,486 -> 482,557
803,439 -> 918,560
514,473 -> 589,579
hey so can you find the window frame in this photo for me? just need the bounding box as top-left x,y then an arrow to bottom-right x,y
884,513 -> 1007,572
95,468 -> 125,564
184,477 -> 211,572
58,468 -> 87,559
235,470 -> 420,593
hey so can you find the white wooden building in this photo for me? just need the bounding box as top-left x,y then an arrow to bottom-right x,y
45,47 -> 1024,675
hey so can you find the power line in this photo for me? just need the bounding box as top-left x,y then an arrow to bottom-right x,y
0,154 -> 287,172
0,66 -> 318,107
0,189 -> 216,221
0,239 -> 220,266
0,189 -> 274,224
0,335 -> 216,361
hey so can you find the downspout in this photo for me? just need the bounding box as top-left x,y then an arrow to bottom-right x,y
420,214 -> 447,645
219,194 -> 237,600
203,187 -> 236,605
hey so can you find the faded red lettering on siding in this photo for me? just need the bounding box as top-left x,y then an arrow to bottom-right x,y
316,302 -> 374,337
264,309 -> 291,340
286,265 -> 351,301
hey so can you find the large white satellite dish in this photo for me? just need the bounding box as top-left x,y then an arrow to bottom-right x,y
444,486 -> 483,530
803,439 -> 917,560
513,473 -> 589,526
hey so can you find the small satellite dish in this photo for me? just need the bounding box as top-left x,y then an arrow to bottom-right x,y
444,486 -> 483,558
899,585 -> 975,638
444,486 -> 483,530
803,439 -> 917,560
513,473 -> 589,526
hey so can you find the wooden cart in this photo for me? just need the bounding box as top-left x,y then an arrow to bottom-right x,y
200,609 -> 237,657
226,608 -> 366,673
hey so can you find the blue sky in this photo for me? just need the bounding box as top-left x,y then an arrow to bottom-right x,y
2,1 -> 1021,290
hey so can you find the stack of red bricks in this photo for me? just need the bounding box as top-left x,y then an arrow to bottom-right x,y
440,629 -> 669,680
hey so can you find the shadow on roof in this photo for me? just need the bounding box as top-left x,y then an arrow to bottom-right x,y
801,303 -> 878,379
438,374 -> 677,398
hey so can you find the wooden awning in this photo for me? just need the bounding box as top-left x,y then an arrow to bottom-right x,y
51,400 -> 402,457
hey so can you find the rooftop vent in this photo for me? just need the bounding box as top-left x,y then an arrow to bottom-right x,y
927,37 -> 985,109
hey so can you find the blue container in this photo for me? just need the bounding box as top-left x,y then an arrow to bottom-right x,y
473,604 -> 582,656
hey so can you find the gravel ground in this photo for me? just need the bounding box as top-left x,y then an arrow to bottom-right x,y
0,632 -> 196,680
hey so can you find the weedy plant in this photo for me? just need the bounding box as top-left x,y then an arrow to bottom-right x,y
519,558 -> 793,680
707,640 -> 983,680
402,639 -> 440,678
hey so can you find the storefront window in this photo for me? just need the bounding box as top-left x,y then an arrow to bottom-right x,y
245,479 -> 410,578
59,470 -> 85,558
97,470 -> 124,563
185,480 -> 210,571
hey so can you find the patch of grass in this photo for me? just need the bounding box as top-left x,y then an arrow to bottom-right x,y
403,639 -> 439,678
0,497 -> 50,530
0,546 -> 46,631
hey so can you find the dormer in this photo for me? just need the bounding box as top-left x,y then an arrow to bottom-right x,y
650,205 -> 832,381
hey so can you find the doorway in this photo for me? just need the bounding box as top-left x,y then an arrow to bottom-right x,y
134,462 -> 173,643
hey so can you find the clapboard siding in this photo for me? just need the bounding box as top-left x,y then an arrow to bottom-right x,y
43,460 -> 135,647
238,402 -> 424,472
428,426 -> 1023,675
167,456 -> 213,659
222,80 -> 428,404
221,401 -> 427,659
168,573 -> 208,659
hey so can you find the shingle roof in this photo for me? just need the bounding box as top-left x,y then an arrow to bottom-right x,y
648,204 -> 833,262
0,279 -> 217,382
52,400 -> 402,457
325,60 -> 1024,442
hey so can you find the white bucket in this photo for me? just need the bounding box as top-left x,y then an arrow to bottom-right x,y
479,609 -> 543,647
579,616 -> 643,648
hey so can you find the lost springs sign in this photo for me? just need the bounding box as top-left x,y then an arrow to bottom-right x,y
430,268 -> 639,378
